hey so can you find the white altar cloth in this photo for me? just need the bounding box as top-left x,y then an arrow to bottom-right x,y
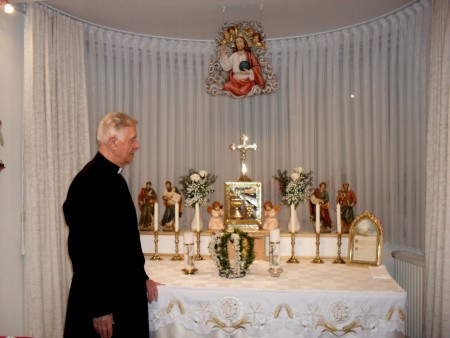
146,260 -> 406,337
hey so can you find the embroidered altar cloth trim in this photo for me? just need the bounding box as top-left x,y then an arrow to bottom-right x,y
146,260 -> 406,337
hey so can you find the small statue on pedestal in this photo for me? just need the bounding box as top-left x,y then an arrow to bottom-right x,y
337,182 -> 357,233
138,181 -> 157,231
262,201 -> 280,230
309,181 -> 333,233
161,181 -> 183,231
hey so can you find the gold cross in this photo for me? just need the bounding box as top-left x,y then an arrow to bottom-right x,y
230,134 -> 257,181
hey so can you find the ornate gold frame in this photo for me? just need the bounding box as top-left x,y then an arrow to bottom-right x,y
224,182 -> 262,230
348,210 -> 383,266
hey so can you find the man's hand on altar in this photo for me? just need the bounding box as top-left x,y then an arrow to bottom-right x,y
146,278 -> 163,303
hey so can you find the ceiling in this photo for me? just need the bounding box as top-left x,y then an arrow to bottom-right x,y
36,0 -> 414,40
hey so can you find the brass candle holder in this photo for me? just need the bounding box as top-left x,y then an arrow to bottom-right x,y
286,232 -> 300,263
333,233 -> 346,264
311,232 -> 324,264
194,231 -> 204,260
171,231 -> 183,261
150,230 -> 162,261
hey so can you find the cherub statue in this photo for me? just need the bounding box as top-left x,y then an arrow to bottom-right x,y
207,201 -> 225,231
262,201 -> 280,230
220,29 -> 232,46
252,32 -> 265,49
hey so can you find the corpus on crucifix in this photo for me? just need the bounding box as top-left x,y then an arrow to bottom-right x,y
230,134 -> 257,182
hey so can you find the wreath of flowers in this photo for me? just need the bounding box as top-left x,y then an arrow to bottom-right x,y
208,229 -> 256,278
273,167 -> 314,208
179,169 -> 218,207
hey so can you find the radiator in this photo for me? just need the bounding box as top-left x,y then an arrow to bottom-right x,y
392,251 -> 425,338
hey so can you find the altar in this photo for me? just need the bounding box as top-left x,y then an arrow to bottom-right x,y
145,259 -> 406,337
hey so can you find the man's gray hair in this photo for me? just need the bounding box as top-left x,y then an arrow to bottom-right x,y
96,112 -> 137,144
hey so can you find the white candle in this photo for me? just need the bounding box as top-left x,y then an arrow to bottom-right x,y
183,232 -> 194,270
270,228 -> 280,242
315,203 -> 320,233
336,203 -> 342,234
195,203 -> 200,232
184,231 -> 194,244
154,202 -> 159,231
175,202 -> 179,232
290,204 -> 296,234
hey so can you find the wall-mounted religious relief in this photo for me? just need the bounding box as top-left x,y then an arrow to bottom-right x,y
206,21 -> 278,98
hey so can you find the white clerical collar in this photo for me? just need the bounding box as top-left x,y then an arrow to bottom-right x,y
118,168 -> 123,174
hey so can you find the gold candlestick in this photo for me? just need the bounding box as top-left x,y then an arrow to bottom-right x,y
150,230 -> 162,261
311,232 -> 324,263
286,232 -> 300,263
194,231 -> 204,260
333,233 -> 346,264
171,231 -> 183,261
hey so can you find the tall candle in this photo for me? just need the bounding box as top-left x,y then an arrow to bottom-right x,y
184,231 -> 194,244
290,204 -> 296,234
175,202 -> 179,232
195,203 -> 200,232
183,231 -> 194,270
154,202 -> 159,231
315,203 -> 320,233
270,228 -> 280,242
336,203 -> 342,234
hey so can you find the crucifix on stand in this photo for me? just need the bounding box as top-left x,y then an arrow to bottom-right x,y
230,134 -> 257,182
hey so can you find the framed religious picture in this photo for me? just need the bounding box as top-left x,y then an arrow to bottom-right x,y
348,210 -> 383,266
224,182 -> 262,230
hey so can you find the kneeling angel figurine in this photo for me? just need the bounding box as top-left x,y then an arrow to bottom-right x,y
262,201 -> 280,230
207,201 -> 225,231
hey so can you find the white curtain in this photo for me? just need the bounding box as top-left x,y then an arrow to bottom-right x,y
85,1 -> 431,249
23,4 -> 89,337
424,0 -> 450,336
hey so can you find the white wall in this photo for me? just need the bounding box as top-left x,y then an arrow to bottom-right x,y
0,10 -> 25,336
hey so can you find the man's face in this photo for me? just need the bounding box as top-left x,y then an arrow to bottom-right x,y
113,126 -> 140,167
236,38 -> 245,51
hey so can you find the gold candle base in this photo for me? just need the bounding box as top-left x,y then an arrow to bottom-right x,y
286,232 -> 300,263
333,233 -> 346,264
171,231 -> 183,261
150,230 -> 162,261
194,231 -> 204,260
268,267 -> 283,277
311,232 -> 324,264
181,268 -> 198,275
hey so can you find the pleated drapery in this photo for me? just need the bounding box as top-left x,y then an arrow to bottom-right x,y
85,1 -> 431,250
424,0 -> 450,336
23,4 -> 90,337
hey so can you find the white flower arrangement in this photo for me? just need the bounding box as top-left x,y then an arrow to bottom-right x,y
179,169 -> 218,207
273,167 -> 314,208
208,229 -> 255,278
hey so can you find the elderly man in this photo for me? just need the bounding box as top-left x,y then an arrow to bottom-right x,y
63,112 -> 159,338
